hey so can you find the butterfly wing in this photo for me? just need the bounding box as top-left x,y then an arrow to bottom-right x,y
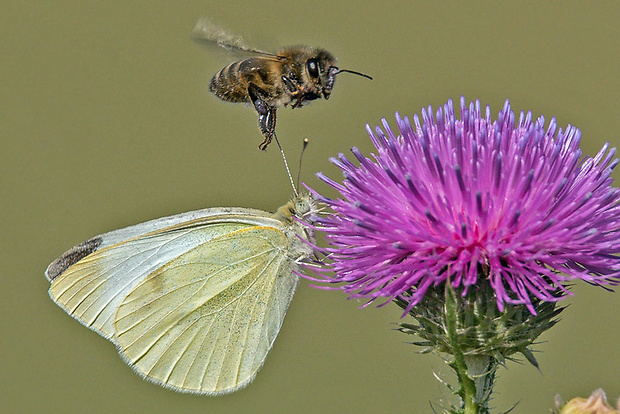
47,207 -> 273,339
46,195 -> 317,395
114,225 -> 297,395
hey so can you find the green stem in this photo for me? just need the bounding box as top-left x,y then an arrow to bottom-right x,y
445,283 -> 480,414
464,355 -> 496,412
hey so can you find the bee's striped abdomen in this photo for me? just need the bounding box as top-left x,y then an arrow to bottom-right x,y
209,60 -> 247,102
211,57 -> 271,102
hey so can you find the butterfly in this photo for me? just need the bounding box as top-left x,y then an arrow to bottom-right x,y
45,193 -> 317,395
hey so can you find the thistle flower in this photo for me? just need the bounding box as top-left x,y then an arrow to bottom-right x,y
312,98 -> 620,315
556,389 -> 620,414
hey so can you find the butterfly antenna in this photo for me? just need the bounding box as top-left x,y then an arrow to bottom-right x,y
296,138 -> 309,192
274,133 -> 298,196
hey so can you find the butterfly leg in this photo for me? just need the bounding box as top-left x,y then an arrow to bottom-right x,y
249,83 -> 276,150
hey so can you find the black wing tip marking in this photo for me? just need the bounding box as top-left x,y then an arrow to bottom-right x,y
45,237 -> 103,282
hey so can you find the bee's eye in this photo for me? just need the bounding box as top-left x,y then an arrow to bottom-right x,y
307,58 -> 319,78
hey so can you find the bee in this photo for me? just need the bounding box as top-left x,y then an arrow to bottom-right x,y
192,18 -> 372,150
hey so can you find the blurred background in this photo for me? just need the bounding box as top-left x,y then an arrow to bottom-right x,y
2,1 -> 619,413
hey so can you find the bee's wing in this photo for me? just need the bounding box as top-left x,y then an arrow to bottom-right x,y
191,17 -> 282,59
113,225 -> 298,395
47,207 -> 273,340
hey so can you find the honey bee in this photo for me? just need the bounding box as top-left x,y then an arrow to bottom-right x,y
192,18 -> 372,150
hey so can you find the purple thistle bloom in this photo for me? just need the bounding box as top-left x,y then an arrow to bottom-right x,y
311,98 -> 620,314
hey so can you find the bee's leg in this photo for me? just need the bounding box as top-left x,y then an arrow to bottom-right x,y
248,83 -> 276,150
291,93 -> 305,109
257,108 -> 276,150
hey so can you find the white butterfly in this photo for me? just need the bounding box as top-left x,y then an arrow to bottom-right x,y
46,194 -> 317,395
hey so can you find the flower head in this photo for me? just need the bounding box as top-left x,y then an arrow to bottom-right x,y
312,98 -> 620,314
557,389 -> 620,414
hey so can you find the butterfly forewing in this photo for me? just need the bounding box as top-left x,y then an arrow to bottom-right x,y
49,220 -> 254,339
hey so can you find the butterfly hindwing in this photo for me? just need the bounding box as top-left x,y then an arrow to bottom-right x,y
114,226 -> 296,395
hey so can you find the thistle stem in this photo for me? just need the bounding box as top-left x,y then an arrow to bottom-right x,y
465,355 -> 496,413
445,283 -> 479,413
444,284 -> 497,414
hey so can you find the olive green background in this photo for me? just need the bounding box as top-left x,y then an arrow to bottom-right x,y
2,2 -> 619,413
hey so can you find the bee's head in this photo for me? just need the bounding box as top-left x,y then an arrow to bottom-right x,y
304,49 -> 335,100
308,49 -> 372,100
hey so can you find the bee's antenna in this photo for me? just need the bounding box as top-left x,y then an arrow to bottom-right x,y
296,138 -> 309,191
336,69 -> 373,80
273,133 -> 298,197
